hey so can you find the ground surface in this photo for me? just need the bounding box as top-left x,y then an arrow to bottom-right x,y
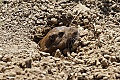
0,0 -> 120,80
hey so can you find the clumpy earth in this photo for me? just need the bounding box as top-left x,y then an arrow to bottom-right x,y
0,0 -> 120,80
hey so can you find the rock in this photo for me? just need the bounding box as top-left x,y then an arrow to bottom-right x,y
110,56 -> 116,62
7,76 -> 15,80
63,60 -> 71,65
96,73 -> 108,80
36,19 -> 45,25
73,57 -> 84,64
83,19 -> 89,25
115,37 -> 120,42
40,52 -> 50,57
32,52 -> 41,61
2,54 -> 12,62
51,18 -> 58,24
0,55 -> 2,61
54,49 -> 61,58
19,58 -> 32,68
100,58 -> 109,68
52,57 -> 60,61
104,54 -> 110,59
25,58 -> 32,68
5,72 -> 16,77
71,52 -> 77,58
33,5 -> 39,10
0,48 -> 3,51
115,73 -> 120,79
82,73 -> 87,76
41,5 -> 47,11
73,3 -> 90,13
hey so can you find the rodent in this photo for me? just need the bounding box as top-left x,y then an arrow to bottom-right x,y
38,26 -> 78,56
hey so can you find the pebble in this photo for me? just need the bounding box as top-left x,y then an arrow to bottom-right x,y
0,48 -> 3,51
115,37 -> 120,42
36,19 -> 45,25
32,53 -> 41,61
100,58 -> 109,68
2,54 -> 12,62
40,52 -> 50,57
7,76 -> 15,80
63,61 -> 71,65
25,58 -> 32,68
83,19 -> 89,25
52,57 -> 60,61
33,5 -> 39,10
51,18 -> 58,24
54,49 -> 61,58
41,5 -> 47,11
110,56 -> 116,62
115,73 -> 120,79
73,58 -> 84,64
104,54 -> 110,59
71,52 -> 77,58
0,55 -> 2,60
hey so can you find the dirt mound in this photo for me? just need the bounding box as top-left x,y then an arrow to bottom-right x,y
0,0 -> 120,80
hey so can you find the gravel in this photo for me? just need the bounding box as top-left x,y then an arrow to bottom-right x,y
0,0 -> 120,80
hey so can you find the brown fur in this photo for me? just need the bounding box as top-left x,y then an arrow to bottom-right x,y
38,26 -> 78,54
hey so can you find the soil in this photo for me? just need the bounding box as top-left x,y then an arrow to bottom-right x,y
0,0 -> 120,80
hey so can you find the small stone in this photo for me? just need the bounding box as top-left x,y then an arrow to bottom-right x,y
7,77 -> 15,80
0,48 -> 3,51
52,57 -> 60,61
0,55 -> 2,61
116,42 -> 120,46
82,73 -> 87,76
41,5 -> 47,11
2,54 -> 12,62
54,49 -> 61,58
51,18 -> 58,24
63,61 -> 71,65
104,54 -> 110,59
115,37 -> 120,42
103,76 -> 108,80
40,52 -> 50,57
33,5 -> 39,10
82,41 -> 90,46
71,52 -> 77,58
96,60 -> 101,66
32,53 -> 41,61
83,19 -> 89,25
74,57 -> 84,64
96,73 -> 106,79
115,73 -> 120,79
36,19 -> 45,25
7,72 -> 16,77
110,56 -> 116,62
100,58 -> 109,68
25,59 -> 32,68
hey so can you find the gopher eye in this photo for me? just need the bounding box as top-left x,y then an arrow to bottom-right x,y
49,34 -> 56,42
58,32 -> 64,37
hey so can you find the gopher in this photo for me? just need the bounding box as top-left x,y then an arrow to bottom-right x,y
38,26 -> 78,56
